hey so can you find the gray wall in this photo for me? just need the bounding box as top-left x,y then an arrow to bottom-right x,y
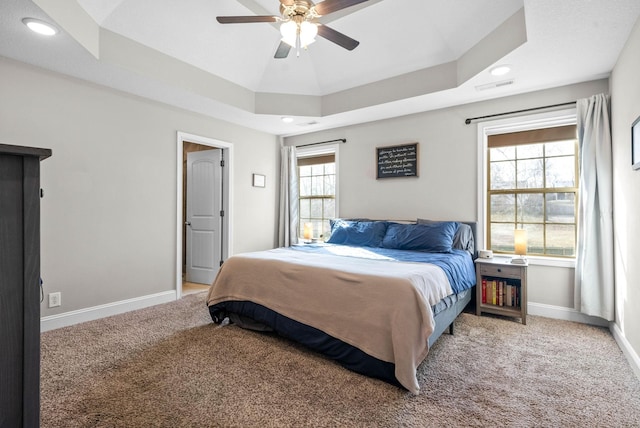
611,16 -> 640,371
284,79 -> 609,317
0,57 -> 278,317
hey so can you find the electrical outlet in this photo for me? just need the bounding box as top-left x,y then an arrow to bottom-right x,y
49,292 -> 61,308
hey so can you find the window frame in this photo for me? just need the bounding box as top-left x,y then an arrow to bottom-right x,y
296,144 -> 340,240
477,108 -> 577,268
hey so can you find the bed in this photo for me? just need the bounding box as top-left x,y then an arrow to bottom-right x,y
206,219 -> 477,394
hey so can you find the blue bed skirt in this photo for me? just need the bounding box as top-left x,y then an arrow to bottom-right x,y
209,289 -> 473,390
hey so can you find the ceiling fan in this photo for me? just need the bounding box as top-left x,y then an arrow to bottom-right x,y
216,0 -> 369,58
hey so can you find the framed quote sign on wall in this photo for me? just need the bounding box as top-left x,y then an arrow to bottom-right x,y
376,143 -> 419,179
632,115 -> 640,170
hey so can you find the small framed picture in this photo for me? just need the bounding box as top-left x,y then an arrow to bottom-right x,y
633,115 -> 640,170
252,173 -> 266,187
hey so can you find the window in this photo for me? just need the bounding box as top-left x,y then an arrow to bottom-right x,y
486,123 -> 578,258
297,148 -> 337,240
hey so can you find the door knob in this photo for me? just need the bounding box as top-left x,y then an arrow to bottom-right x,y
185,221 -> 191,226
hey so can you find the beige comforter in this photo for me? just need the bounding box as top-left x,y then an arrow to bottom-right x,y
206,247 -> 453,394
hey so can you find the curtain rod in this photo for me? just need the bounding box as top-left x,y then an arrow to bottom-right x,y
464,101 -> 576,125
296,138 -> 346,148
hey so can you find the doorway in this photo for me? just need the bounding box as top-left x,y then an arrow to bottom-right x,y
185,147 -> 222,285
176,132 -> 233,298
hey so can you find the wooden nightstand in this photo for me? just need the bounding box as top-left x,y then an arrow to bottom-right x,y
475,257 -> 527,324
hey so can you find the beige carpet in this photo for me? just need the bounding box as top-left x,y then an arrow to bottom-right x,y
41,293 -> 640,427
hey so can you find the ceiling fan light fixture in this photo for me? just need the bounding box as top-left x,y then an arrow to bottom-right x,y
217,0 -> 363,58
280,20 -> 298,47
299,21 -> 318,47
280,20 -> 317,48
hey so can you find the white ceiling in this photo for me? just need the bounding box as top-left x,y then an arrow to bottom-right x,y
2,0 -> 639,136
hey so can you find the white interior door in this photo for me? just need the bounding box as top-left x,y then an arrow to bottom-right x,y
186,149 -> 222,284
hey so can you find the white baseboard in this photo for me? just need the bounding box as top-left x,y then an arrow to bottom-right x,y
41,290 -> 177,332
528,302 -> 609,327
610,322 -> 640,381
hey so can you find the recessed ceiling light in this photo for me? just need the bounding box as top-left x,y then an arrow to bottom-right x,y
490,65 -> 512,76
22,18 -> 58,36
281,117 -> 294,123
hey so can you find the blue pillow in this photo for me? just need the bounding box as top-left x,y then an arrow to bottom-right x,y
381,222 -> 459,252
327,220 -> 388,247
417,219 -> 475,254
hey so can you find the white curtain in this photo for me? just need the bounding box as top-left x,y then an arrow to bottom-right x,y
278,144 -> 299,247
574,94 -> 614,321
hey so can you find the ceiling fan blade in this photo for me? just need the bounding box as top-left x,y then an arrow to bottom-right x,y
274,41 -> 291,59
216,16 -> 278,24
313,0 -> 369,16
317,24 -> 360,50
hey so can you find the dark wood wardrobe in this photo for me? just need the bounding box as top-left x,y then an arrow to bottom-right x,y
0,144 -> 51,427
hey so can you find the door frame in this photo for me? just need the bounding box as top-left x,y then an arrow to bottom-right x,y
176,131 -> 233,298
